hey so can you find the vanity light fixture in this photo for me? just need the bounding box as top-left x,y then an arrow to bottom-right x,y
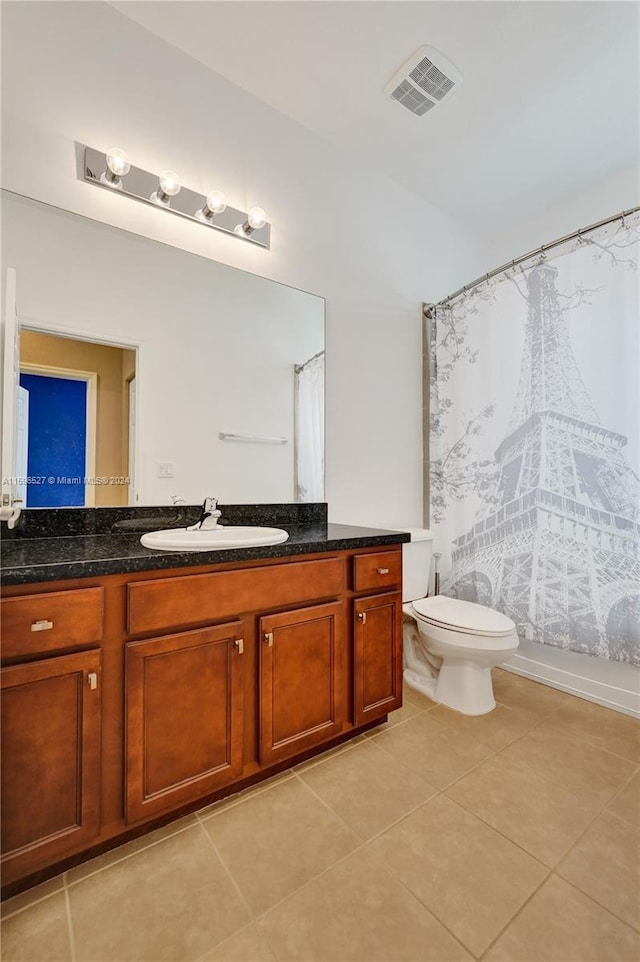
100,147 -> 130,189
82,145 -> 271,249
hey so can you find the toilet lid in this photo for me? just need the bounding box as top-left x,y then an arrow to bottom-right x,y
412,595 -> 516,637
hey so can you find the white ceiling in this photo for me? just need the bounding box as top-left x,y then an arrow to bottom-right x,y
110,1 -> 639,236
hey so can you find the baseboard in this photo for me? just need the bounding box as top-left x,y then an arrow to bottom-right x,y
503,643 -> 640,718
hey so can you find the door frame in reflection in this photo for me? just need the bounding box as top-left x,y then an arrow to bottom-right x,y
18,319 -> 140,507
20,362 -> 97,507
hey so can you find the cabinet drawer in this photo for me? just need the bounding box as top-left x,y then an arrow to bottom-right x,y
1,588 -> 104,660
128,557 -> 344,635
352,550 -> 401,592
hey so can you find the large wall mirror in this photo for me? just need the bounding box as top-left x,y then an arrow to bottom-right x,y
1,191 -> 325,508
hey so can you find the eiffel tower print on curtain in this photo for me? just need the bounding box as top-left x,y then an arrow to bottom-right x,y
439,257 -> 640,665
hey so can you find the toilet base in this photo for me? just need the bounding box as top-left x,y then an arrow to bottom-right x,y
436,659 -> 496,715
404,660 -> 497,715
403,667 -> 437,701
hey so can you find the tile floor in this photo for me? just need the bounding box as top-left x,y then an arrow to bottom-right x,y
2,670 -> 639,962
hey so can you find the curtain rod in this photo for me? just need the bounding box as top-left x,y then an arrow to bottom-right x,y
425,205 -> 640,317
294,349 -> 325,374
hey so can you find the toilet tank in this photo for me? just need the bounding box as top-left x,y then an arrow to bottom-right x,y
397,528 -> 434,602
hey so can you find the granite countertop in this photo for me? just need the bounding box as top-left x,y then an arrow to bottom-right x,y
0,520 -> 410,586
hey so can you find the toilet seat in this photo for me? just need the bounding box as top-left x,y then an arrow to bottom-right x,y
411,595 -> 516,647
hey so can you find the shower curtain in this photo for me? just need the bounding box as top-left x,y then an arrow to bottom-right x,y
429,213 -> 640,664
294,351 -> 325,502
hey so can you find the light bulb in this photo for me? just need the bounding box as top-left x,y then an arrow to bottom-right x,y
151,170 -> 181,206
236,206 -> 268,238
247,207 -> 266,230
106,148 -> 130,177
206,190 -> 226,215
158,170 -> 181,197
196,189 -> 227,222
100,147 -> 130,189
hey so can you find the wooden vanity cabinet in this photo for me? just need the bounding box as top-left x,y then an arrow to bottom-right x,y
1,543 -> 404,895
125,621 -> 245,823
0,585 -> 104,885
351,549 -> 404,725
259,601 -> 345,766
1,649 -> 102,883
353,592 -> 403,725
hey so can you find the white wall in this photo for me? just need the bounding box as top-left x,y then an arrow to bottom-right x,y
0,0 -> 491,528
489,164 -> 639,267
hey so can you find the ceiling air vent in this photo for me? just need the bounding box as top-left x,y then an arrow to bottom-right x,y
384,45 -> 463,117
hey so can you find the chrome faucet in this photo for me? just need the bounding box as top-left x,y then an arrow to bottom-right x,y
190,497 -> 222,531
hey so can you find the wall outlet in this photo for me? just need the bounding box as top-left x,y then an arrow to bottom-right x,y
156,461 -> 174,478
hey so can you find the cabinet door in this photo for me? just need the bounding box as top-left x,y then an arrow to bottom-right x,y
353,592 -> 402,725
1,649 -> 102,884
259,602 -> 344,765
126,622 -> 244,823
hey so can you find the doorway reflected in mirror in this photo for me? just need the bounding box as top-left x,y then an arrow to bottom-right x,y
19,331 -> 136,508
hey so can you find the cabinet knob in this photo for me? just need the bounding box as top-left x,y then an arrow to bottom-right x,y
377,568 -> 390,575
357,611 -> 367,625
31,619 -> 53,632
264,631 -> 274,647
87,672 -> 98,691
234,638 -> 244,654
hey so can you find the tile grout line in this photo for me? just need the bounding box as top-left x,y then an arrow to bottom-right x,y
196,772 -> 305,822
437,712 -> 638,860
327,755 -> 551,960
289,734 -> 371,775
446,705 -> 636,798
440,738 -> 628,871
554,763 -> 640,864
441,783 -> 579,872
241,827 -> 472,962
369,704 -> 547,798
192,920 -> 263,962
355,848 -> 476,961
194,816 -> 253,917
533,720 -> 640,766
276,773 -> 476,959
550,779 -> 640,933
556,874 -> 640,939
555,872 -> 640,938
504,681 -> 640,765
0,883 -> 65,922
480,870 -> 640,961
194,815 -> 294,962
63,876 -> 77,962
427,790 -> 554,873
597,766 -> 639,830
65,822 -> 197,888
296,756 -> 446,851
192,813 -> 276,961
477,870 -> 553,961
238,826 -> 469,961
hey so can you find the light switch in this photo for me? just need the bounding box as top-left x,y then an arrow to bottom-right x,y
157,461 -> 174,478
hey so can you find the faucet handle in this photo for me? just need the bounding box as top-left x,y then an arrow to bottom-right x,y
203,496 -> 218,512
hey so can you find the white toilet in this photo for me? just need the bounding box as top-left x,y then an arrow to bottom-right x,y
400,529 -> 519,715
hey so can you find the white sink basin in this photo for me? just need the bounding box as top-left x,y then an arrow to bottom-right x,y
140,525 -> 289,552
